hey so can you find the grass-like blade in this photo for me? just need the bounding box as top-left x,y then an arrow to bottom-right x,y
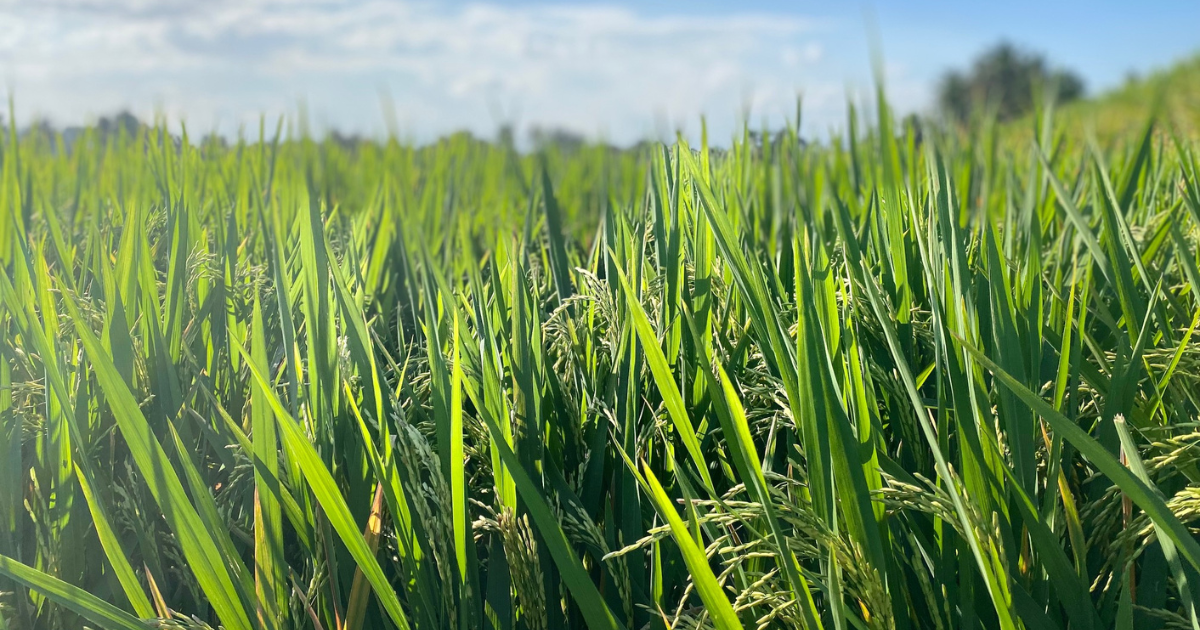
960,338 -> 1200,571
611,258 -> 713,491
61,293 -> 254,630
237,341 -> 413,630
476,400 -> 624,630
640,464 -> 743,630
0,554 -> 148,630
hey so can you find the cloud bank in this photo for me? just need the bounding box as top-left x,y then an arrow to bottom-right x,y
0,0 -> 919,143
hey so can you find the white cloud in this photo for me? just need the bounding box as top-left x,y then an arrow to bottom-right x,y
0,0 -> 925,143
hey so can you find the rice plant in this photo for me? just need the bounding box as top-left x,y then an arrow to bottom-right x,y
1,84 -> 1200,630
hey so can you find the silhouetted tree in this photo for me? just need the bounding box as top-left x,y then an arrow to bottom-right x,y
938,42 -> 1084,123
530,126 -> 586,153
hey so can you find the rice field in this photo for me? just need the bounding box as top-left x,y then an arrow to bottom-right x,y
1,88 -> 1200,630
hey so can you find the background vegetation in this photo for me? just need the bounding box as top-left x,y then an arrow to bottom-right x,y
937,42 -> 1086,124
2,55 -> 1200,630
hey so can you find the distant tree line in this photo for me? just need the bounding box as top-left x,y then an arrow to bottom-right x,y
938,42 -> 1085,123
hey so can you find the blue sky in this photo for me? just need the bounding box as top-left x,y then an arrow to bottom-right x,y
1,1 -> 1197,145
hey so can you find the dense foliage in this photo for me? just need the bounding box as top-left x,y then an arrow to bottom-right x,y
938,42 -> 1085,123
1,88 -> 1200,630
